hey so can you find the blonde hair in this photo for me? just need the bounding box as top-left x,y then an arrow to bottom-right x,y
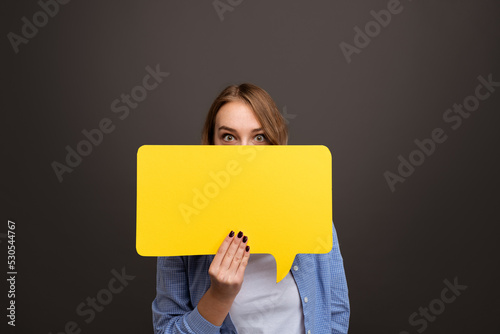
201,83 -> 288,145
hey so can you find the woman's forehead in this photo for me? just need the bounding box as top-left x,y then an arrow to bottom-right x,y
215,101 -> 262,131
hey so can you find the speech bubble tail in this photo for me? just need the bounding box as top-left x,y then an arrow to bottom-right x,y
275,253 -> 297,283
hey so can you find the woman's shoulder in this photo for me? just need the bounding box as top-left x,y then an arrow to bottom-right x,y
294,252 -> 332,268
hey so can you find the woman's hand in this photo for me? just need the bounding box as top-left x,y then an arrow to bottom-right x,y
209,230 -> 250,301
197,230 -> 250,326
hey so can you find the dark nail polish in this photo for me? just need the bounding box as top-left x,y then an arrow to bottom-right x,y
229,231 -> 235,238
242,236 -> 248,243
237,231 -> 243,238
246,245 -> 250,252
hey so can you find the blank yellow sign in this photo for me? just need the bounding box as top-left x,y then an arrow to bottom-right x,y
136,145 -> 332,282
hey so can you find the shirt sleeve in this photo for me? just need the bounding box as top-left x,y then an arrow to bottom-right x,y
152,256 -> 222,334
330,223 -> 350,333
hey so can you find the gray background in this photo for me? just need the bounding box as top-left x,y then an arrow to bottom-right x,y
3,0 -> 500,333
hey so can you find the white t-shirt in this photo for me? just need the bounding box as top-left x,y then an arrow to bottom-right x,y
229,254 -> 305,334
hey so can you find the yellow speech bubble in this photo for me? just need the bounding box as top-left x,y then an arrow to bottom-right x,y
136,145 -> 332,282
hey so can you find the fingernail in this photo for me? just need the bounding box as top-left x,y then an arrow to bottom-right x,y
237,231 -> 243,238
229,231 -> 235,238
245,245 -> 250,252
242,236 -> 248,243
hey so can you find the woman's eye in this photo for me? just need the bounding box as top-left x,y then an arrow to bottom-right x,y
222,134 -> 235,141
255,134 -> 266,142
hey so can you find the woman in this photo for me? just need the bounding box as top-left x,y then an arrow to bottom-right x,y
152,83 -> 350,333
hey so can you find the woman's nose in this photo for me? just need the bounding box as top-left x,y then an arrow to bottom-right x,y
240,138 -> 254,146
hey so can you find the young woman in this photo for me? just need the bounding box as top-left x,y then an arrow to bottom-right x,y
152,83 -> 350,333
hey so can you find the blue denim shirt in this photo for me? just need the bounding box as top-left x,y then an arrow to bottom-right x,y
152,224 -> 350,333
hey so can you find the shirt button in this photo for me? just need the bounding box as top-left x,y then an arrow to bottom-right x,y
307,330 -> 311,334
304,297 -> 309,303
293,265 -> 299,271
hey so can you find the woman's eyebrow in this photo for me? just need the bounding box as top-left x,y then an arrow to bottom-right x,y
218,125 -> 236,132
218,125 -> 263,133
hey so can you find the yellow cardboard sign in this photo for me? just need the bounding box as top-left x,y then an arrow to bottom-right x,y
136,145 -> 332,282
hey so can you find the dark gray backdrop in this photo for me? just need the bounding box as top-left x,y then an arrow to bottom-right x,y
3,0 -> 500,333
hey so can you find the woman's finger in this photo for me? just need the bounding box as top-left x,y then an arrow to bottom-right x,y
235,243 -> 250,280
220,231 -> 244,270
210,230 -> 235,272
228,235 -> 248,274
